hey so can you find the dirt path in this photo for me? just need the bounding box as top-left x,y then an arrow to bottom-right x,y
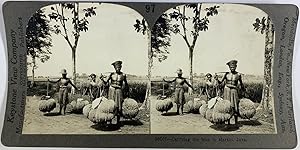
22,96 -> 275,134
150,96 -> 276,134
22,96 -> 149,134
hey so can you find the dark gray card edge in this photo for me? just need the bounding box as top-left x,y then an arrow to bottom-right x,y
0,1 -> 298,148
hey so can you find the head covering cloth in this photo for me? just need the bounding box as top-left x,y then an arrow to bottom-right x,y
60,69 -> 67,74
176,68 -> 183,74
226,60 -> 238,66
206,73 -> 212,78
112,61 -> 122,67
89,73 -> 96,78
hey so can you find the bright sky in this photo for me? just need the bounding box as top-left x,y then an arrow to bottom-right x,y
29,3 -> 148,77
28,3 -> 269,77
152,4 -> 268,77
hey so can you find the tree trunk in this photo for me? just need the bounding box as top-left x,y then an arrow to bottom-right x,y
188,47 -> 194,96
259,16 -> 274,114
140,29 -> 152,110
31,56 -> 36,87
71,47 -> 77,94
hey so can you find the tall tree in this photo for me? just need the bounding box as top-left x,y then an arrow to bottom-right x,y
168,4 -> 219,94
26,9 -> 52,86
253,16 -> 275,114
48,3 -> 98,91
134,14 -> 171,109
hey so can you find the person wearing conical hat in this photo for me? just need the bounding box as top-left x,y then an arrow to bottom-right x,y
214,60 -> 245,124
100,61 -> 129,126
163,68 -> 195,115
48,69 -> 78,115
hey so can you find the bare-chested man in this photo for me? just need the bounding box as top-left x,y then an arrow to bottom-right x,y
48,69 -> 78,115
215,60 -> 245,124
163,68 -> 194,115
100,61 -> 129,125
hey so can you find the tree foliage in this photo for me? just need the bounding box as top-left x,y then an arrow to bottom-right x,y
169,4 -> 219,49
26,9 -> 52,64
48,3 -> 98,48
151,14 -> 172,62
47,3 -> 98,86
134,4 -> 220,63
253,16 -> 274,86
134,13 -> 172,109
253,16 -> 274,113
134,13 -> 171,62
253,17 -> 274,34
133,4 -> 219,106
168,4 -> 219,92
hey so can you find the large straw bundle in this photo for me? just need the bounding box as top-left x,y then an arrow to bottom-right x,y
199,104 -> 208,118
122,98 -> 139,119
156,98 -> 173,113
83,104 -> 92,117
68,99 -> 90,114
88,109 -> 97,123
90,99 -> 116,124
205,108 -> 214,123
239,98 -> 256,119
38,98 -> 56,113
184,100 -> 194,113
97,99 -> 116,114
212,98 -> 232,123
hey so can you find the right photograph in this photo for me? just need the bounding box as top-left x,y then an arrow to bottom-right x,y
150,3 -> 277,134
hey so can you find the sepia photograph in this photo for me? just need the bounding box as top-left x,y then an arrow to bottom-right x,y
149,3 -> 277,134
24,3 -> 150,134
23,2 -> 278,135
2,0 -> 298,148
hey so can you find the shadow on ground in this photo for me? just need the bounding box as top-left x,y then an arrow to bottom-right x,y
44,112 -> 61,116
91,124 -> 120,131
122,119 -> 143,126
210,124 -> 242,132
239,120 -> 262,126
161,112 -> 178,116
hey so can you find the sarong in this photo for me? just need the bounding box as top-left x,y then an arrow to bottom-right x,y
206,86 -> 217,99
223,85 -> 239,113
90,85 -> 100,100
174,87 -> 185,105
108,86 -> 123,112
58,87 -> 68,106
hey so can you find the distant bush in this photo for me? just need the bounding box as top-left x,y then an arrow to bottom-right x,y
27,81 -> 58,97
127,82 -> 147,103
239,82 -> 263,103
27,81 -> 147,103
151,82 -> 174,97
152,81 -> 263,103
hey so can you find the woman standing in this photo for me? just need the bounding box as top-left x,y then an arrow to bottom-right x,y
214,60 -> 245,124
88,73 -> 99,100
48,69 -> 78,115
100,61 -> 129,125
205,73 -> 217,100
163,69 -> 194,115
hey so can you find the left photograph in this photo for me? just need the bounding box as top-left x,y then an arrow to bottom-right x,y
23,3 -> 150,134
